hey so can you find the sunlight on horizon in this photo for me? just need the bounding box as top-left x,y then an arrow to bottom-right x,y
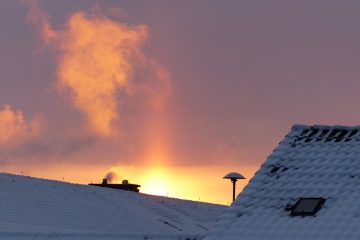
140,168 -> 171,197
1,163 -> 257,205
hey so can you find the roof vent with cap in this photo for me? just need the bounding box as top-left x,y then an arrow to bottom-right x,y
290,197 -> 326,216
223,172 -> 246,202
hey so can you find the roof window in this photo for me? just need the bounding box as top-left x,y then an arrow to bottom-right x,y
290,198 -> 326,216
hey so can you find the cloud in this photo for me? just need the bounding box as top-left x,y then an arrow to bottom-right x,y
25,1 -> 171,137
0,105 -> 44,146
23,0 -> 56,45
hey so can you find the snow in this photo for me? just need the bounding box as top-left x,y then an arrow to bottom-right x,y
0,173 -> 226,240
205,124 -> 360,240
223,172 -> 245,179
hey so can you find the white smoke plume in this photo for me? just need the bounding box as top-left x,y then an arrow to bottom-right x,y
24,0 -> 171,137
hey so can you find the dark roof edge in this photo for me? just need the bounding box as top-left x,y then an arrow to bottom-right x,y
292,124 -> 360,131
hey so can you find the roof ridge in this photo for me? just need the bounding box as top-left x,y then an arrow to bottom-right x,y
292,124 -> 360,130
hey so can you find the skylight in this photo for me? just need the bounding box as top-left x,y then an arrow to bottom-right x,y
290,198 -> 326,216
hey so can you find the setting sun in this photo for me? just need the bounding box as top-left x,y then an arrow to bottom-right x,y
140,168 -> 171,196
0,0 -> 358,239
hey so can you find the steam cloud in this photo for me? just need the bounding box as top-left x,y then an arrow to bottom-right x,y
105,171 -> 119,183
0,105 -> 44,146
25,0 -> 171,137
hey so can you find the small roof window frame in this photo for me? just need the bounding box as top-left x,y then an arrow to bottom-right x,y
290,197 -> 326,217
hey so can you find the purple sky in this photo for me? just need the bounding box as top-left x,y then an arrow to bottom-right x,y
1,0 -> 360,175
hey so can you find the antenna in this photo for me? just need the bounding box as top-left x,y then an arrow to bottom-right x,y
223,172 -> 245,202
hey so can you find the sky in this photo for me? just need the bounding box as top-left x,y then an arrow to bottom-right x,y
1,0 -> 360,204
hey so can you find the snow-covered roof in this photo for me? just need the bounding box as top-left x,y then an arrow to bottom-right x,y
0,173 -> 226,240
205,124 -> 360,240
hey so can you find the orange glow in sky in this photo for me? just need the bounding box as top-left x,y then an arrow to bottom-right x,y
2,0 -> 359,207
140,168 -> 171,196
0,1 -> 272,206
2,163 -> 257,205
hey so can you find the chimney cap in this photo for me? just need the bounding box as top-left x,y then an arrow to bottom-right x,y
223,172 -> 245,180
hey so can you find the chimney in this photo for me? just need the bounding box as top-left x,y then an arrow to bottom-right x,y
89,178 -> 140,193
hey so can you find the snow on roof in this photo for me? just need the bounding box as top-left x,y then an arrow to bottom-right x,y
205,124 -> 360,240
223,172 -> 245,180
0,173 -> 226,240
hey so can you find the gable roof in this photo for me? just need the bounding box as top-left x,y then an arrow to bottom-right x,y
204,124 -> 360,240
0,173 -> 226,240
